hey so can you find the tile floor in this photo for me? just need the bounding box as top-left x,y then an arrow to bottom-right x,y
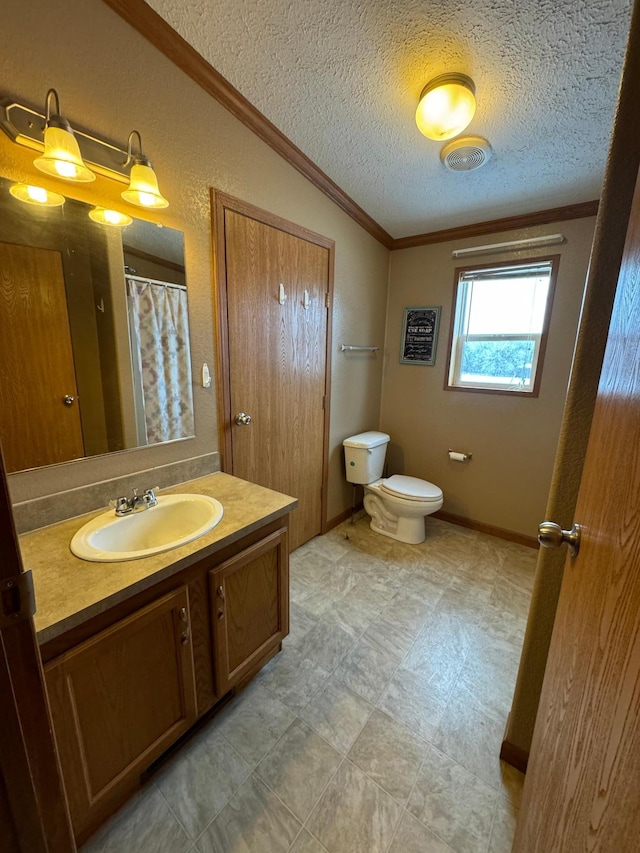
82,514 -> 537,853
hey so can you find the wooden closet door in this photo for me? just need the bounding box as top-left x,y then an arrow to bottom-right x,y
225,209 -> 329,550
0,241 -> 84,471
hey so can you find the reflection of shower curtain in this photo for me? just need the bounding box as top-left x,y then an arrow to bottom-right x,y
127,278 -> 195,444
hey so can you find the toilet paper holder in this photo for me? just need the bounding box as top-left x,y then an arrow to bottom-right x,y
448,449 -> 472,462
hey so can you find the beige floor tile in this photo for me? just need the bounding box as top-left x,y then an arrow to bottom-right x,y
217,683 -> 295,766
488,577 -> 533,621
290,550 -> 336,586
287,602 -> 319,645
377,666 -> 449,742
290,829 -> 329,853
255,719 -> 342,821
294,619 -> 356,672
457,633 -> 521,716
341,579 -> 394,611
299,675 -> 373,754
81,785 -> 191,853
388,811 -> 455,853
321,595 -> 378,638
408,747 -> 497,853
320,563 -> 361,597
334,635 -> 401,703
382,591 -> 435,634
347,709 -> 429,803
403,610 -> 474,694
363,616 -> 417,659
400,572 -> 449,606
155,726 -> 250,840
306,760 -> 403,853
197,775 -> 301,853
433,685 -> 507,790
303,534 -> 351,563
488,796 -> 519,852
258,647 -> 330,713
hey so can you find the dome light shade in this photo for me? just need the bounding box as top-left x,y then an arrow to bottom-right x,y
9,183 -> 65,206
416,73 -> 476,141
121,162 -> 169,209
33,90 -> 95,183
89,207 -> 132,226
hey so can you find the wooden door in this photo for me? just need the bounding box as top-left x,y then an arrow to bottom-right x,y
513,165 -> 640,849
45,587 -> 197,842
210,527 -> 289,696
0,440 -> 76,851
0,241 -> 84,472
215,194 -> 333,551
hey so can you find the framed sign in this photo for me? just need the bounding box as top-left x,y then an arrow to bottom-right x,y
400,306 -> 441,366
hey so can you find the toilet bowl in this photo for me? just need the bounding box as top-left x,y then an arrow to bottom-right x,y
343,431 -> 443,545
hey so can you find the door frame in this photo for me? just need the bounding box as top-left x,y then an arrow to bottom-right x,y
211,190 -> 335,534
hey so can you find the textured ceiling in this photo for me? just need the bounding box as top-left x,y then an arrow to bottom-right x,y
147,0 -> 632,238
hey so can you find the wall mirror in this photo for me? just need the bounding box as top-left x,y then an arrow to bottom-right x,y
0,177 -> 195,474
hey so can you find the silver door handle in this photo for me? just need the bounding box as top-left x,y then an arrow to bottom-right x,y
538,521 -> 581,557
63,395 -> 75,406
235,412 -> 252,426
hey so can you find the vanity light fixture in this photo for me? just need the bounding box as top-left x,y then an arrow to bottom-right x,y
121,131 -> 169,209
9,182 -> 65,206
33,89 -> 95,183
88,207 -> 132,226
415,73 -> 476,141
1,91 -> 169,207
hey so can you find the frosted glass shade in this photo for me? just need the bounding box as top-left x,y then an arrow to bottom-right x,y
34,125 -> 96,182
416,74 -> 476,141
9,183 -> 65,206
89,207 -> 132,226
121,163 -> 169,209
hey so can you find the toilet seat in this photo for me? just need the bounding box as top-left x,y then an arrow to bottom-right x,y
380,475 -> 442,503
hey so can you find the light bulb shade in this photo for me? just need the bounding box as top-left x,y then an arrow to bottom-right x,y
121,162 -> 169,209
416,73 -> 476,141
89,207 -> 133,226
9,183 -> 65,207
34,125 -> 96,182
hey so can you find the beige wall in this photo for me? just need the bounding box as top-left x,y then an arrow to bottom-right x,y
1,0 -> 389,520
380,217 -> 596,537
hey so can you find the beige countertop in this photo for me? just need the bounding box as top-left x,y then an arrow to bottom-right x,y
19,472 -> 297,645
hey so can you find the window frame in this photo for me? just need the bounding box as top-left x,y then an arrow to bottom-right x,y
444,254 -> 560,398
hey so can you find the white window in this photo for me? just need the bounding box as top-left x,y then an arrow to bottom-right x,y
446,257 -> 558,395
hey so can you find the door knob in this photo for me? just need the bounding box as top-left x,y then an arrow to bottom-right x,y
63,395 -> 75,406
235,412 -> 252,426
538,521 -> 581,557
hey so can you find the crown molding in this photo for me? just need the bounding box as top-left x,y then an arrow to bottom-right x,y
390,200 -> 599,251
101,0 -> 394,249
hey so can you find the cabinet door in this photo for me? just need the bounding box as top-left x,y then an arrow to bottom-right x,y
210,527 -> 289,695
45,586 -> 197,841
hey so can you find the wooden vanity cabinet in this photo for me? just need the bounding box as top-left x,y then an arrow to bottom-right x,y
210,526 -> 289,695
44,586 -> 197,840
40,516 -> 291,844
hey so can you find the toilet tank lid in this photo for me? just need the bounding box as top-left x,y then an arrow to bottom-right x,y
343,431 -> 390,449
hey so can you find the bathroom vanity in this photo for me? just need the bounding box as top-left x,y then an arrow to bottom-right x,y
21,472 -> 296,844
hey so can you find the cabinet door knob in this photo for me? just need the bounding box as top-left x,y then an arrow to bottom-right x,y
179,606 -> 188,623
217,608 -> 224,620
181,629 -> 190,645
217,585 -> 225,600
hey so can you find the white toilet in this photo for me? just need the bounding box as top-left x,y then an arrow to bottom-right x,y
343,431 -> 443,545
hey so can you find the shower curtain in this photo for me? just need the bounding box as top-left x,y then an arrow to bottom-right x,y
127,278 -> 195,444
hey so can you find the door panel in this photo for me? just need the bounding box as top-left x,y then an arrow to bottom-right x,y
224,208 -> 329,550
0,241 -> 84,471
513,167 -> 640,849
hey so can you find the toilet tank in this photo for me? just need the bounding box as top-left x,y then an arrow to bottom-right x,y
343,431 -> 390,485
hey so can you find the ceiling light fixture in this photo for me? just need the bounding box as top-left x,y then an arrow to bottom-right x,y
9,182 -> 65,206
121,131 -> 169,209
33,89 -> 95,183
416,73 -> 476,141
88,207 -> 133,227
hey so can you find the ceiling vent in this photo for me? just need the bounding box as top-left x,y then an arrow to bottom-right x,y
440,136 -> 493,172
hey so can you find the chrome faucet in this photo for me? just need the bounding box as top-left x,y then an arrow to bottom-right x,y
110,487 -> 159,516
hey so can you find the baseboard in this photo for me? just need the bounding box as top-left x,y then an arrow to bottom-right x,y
500,737 -> 529,773
433,510 -> 539,549
324,503 -> 363,532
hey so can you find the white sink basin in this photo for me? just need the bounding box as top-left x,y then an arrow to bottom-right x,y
70,494 -> 224,562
